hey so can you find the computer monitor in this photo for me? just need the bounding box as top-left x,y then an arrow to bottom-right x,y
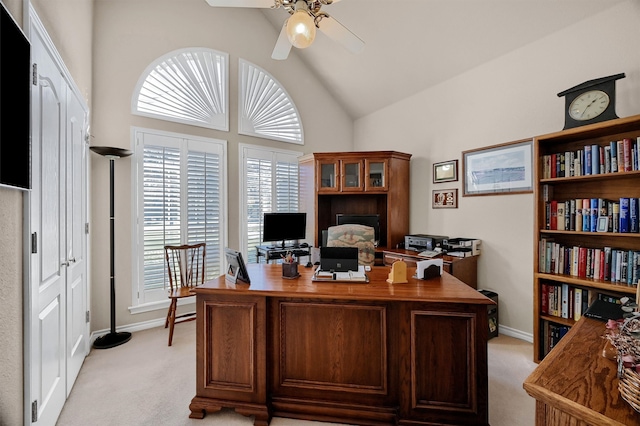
262,212 -> 306,248
335,214 -> 380,245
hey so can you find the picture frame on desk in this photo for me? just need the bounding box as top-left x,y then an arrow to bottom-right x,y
433,159 -> 458,183
462,138 -> 533,196
432,189 -> 458,208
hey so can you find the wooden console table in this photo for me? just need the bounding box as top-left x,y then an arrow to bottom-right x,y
523,317 -> 639,425
189,263 -> 494,426
382,248 -> 478,289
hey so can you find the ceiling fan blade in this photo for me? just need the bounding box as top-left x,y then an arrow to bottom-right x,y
205,0 -> 276,8
271,22 -> 292,60
317,14 -> 364,54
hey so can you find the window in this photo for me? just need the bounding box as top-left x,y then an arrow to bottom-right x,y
132,48 -> 229,131
238,59 -> 303,144
132,128 -> 227,308
239,144 -> 302,263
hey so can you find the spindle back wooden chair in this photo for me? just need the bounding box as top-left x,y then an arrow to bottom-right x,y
164,242 -> 206,346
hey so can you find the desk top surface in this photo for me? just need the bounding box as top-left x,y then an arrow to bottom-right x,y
196,263 -> 493,305
524,317 -> 638,425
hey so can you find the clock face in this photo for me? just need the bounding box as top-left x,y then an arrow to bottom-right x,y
568,90 -> 610,121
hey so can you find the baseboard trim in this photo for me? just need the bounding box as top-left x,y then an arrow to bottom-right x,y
497,324 -> 533,343
89,312 -> 194,345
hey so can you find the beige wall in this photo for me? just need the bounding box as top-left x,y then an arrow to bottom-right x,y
354,0 -> 640,338
90,0 -> 354,331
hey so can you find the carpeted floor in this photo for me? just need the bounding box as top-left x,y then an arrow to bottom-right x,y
56,322 -> 536,425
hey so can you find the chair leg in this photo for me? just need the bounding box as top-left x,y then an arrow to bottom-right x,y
167,299 -> 177,346
165,301 -> 172,329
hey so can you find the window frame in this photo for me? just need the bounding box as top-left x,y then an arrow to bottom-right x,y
239,143 -> 303,263
130,127 -> 228,312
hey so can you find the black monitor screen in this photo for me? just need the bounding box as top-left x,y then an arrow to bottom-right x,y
262,212 -> 306,246
336,214 -> 380,245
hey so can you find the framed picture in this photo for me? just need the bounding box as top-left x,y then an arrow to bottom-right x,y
462,139 -> 533,196
432,189 -> 458,209
433,159 -> 458,183
596,216 -> 609,232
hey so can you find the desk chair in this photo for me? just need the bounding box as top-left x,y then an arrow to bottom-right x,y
326,224 -> 376,267
164,242 -> 206,346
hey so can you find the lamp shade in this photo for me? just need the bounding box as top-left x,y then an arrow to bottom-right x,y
286,9 -> 316,49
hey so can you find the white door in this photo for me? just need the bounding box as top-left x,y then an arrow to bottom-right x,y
29,14 -> 89,426
65,87 -> 89,393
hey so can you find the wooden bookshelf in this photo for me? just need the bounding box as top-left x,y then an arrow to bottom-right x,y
533,114 -> 640,363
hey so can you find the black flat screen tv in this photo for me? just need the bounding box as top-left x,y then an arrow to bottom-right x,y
262,212 -> 306,248
0,2 -> 31,190
336,214 -> 381,246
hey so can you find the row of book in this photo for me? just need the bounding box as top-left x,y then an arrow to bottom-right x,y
541,323 -> 570,357
541,283 -> 590,321
540,293 -> 622,357
539,239 -> 640,285
541,137 -> 640,179
544,197 -> 639,233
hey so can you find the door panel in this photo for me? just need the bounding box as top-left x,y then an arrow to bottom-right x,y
29,16 -> 89,425
65,87 -> 89,392
31,27 -> 66,426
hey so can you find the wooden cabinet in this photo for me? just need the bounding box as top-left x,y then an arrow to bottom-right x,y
300,151 -> 411,249
533,115 -> 640,362
382,249 -> 478,289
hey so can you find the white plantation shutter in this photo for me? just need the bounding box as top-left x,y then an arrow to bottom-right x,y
132,48 -> 229,131
239,59 -> 303,144
134,129 -> 227,305
240,144 -> 301,263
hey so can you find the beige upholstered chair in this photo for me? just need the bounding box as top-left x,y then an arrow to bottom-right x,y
164,242 -> 206,346
326,224 -> 376,266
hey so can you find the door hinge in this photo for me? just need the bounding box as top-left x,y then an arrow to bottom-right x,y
31,232 -> 37,254
86,310 -> 90,323
32,63 -> 37,85
85,223 -> 89,234
31,400 -> 38,422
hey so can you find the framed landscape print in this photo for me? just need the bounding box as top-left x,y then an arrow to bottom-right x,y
433,159 -> 458,183
462,139 -> 533,196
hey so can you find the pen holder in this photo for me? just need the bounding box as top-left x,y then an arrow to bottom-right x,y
282,262 -> 299,279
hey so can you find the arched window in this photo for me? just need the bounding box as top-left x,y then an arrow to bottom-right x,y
238,59 -> 303,145
132,48 -> 229,131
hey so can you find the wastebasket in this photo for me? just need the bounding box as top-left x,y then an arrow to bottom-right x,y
479,290 -> 498,339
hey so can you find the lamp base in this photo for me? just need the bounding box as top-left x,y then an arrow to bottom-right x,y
93,331 -> 132,349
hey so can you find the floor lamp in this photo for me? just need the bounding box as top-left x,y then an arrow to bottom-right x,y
90,146 -> 133,349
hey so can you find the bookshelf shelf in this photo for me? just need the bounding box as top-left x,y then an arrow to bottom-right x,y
533,114 -> 640,363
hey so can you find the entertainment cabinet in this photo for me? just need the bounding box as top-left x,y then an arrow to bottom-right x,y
299,151 -> 411,250
533,114 -> 640,362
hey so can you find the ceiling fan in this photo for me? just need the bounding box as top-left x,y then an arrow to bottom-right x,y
204,0 -> 365,60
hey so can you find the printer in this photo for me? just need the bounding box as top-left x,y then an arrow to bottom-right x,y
404,234 -> 448,252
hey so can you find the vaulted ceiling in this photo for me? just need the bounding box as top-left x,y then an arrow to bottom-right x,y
259,0 -> 627,119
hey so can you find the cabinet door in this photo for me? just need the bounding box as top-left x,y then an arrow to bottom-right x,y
341,160 -> 364,192
365,159 -> 388,191
317,160 -> 340,193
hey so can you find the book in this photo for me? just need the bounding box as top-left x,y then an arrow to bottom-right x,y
620,197 -> 630,232
610,140 -> 618,172
591,144 -> 599,175
550,200 -> 558,230
584,145 -> 592,175
604,146 -> 611,173
584,299 -> 624,322
613,202 -> 620,233
582,199 -> 590,232
623,138 -> 632,171
590,198 -> 598,232
617,140 -> 624,172
556,202 -> 565,230
575,199 -> 583,232
631,198 -> 639,233
561,284 -> 569,319
574,288 -> 583,321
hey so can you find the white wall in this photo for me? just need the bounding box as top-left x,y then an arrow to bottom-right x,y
91,0 -> 354,331
354,0 -> 640,338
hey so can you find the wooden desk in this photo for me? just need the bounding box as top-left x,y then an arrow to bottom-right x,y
523,317 -> 639,425
189,264 -> 494,426
382,249 -> 478,289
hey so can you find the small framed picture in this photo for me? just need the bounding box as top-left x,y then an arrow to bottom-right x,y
432,189 -> 458,209
433,160 -> 458,183
596,216 -> 609,232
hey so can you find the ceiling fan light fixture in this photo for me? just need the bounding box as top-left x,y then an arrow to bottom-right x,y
286,3 -> 316,49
